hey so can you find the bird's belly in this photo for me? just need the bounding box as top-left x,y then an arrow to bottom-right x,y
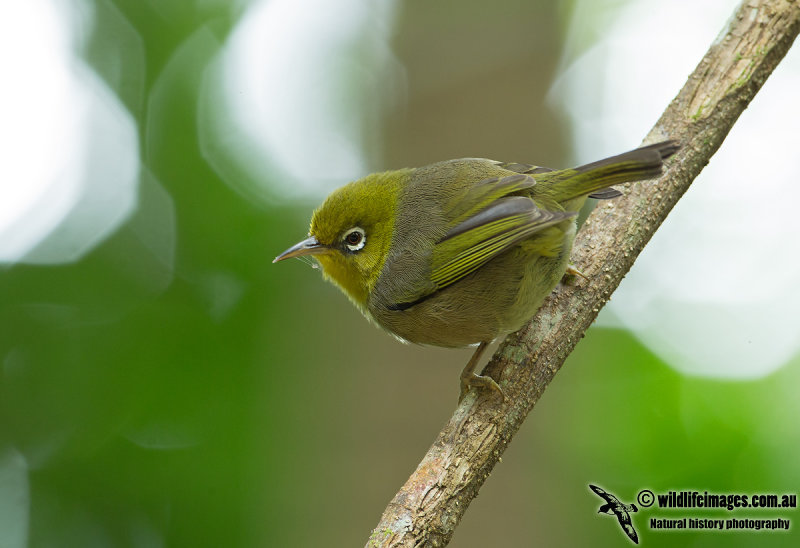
373,292 -> 505,347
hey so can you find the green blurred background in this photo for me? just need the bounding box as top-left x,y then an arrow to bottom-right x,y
1,0 -> 798,546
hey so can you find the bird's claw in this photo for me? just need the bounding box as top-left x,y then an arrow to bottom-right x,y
459,372 -> 505,404
564,264 -> 589,282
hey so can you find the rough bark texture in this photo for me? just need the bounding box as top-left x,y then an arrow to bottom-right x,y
367,1 -> 800,546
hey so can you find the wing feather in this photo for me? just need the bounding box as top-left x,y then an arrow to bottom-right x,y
430,196 -> 575,289
446,174 -> 536,226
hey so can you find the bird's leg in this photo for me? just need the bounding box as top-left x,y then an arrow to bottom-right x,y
459,342 -> 505,403
564,263 -> 589,282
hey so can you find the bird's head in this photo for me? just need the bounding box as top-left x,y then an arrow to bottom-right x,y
273,170 -> 409,310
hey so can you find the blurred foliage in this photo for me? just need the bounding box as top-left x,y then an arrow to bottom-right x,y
1,0 -> 798,547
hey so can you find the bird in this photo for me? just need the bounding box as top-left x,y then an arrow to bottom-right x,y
589,484 -> 639,544
274,141 -> 678,401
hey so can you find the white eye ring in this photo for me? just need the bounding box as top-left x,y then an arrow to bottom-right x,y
343,227 -> 366,252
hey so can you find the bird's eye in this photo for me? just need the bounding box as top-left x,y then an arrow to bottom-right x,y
343,227 -> 366,252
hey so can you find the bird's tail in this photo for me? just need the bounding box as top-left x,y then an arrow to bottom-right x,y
538,141 -> 679,202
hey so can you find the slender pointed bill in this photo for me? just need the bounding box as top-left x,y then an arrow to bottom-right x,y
273,236 -> 329,263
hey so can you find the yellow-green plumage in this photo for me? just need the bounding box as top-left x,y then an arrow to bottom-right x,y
280,141 -> 678,350
308,170 -> 407,310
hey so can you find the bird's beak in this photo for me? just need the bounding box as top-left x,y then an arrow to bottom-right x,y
273,236 -> 329,263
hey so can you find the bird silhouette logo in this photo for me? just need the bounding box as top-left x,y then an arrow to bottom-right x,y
589,484 -> 639,544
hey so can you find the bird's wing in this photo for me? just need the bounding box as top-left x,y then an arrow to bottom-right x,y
495,159 -> 623,200
615,511 -> 639,544
430,194 -> 575,290
445,173 -> 536,225
589,484 -> 618,504
494,161 -> 555,175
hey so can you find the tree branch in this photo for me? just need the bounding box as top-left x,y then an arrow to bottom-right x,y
367,1 -> 800,546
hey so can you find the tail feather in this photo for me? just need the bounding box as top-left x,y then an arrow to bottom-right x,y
539,141 -> 679,202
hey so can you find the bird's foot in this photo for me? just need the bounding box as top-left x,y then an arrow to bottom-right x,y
459,372 -> 505,404
458,341 -> 505,403
563,264 -> 589,282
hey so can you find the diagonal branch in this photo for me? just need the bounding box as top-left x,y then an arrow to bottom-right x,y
367,0 -> 800,546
